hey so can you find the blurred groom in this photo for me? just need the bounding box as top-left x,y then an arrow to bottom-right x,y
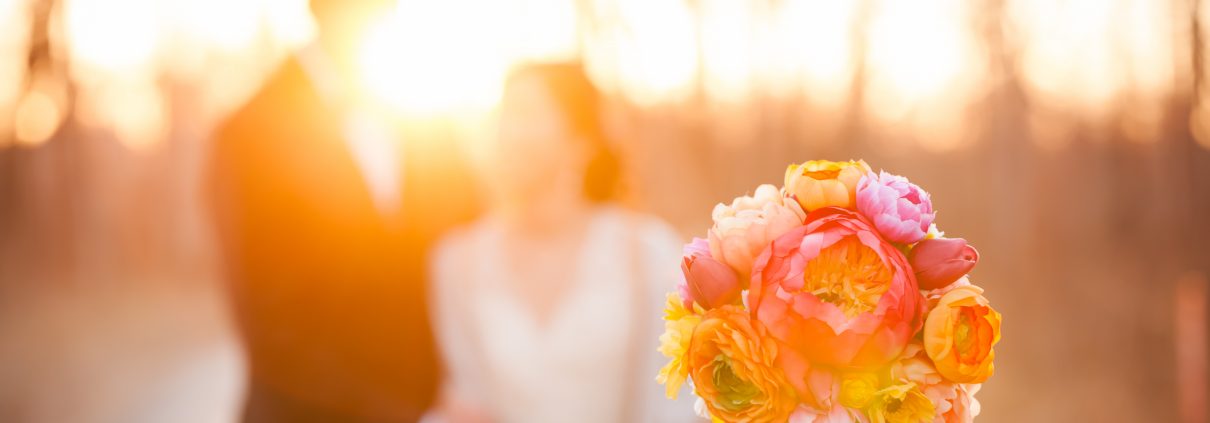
206,0 -> 478,421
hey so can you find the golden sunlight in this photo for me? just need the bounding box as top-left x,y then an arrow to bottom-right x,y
358,0 -> 509,115
13,87 -> 61,146
55,0 -> 307,149
357,0 -> 582,116
0,0 -> 28,145
1008,0 -> 1178,147
864,0 -> 986,151
1191,0 -> 1210,151
698,0 -> 754,104
582,0 -> 698,107
772,0 -> 859,108
168,0 -> 260,52
0,0 -> 1200,150
64,0 -> 159,73
61,0 -> 164,149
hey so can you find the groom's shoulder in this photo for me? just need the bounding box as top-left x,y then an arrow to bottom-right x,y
213,59 -> 324,150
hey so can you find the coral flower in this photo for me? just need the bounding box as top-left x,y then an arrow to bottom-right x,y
681,238 -> 743,310
785,160 -> 871,212
688,305 -> 798,422
856,171 -> 935,244
749,207 -> 925,376
909,238 -> 979,291
709,184 -> 806,279
924,285 -> 1001,384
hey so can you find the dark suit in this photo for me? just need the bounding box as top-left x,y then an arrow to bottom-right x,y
206,58 -> 478,422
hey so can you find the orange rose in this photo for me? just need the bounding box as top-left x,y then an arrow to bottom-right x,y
689,306 -> 798,422
923,285 -> 1001,383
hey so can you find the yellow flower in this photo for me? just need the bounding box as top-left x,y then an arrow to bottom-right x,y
924,285 -> 1002,383
839,372 -> 881,409
657,293 -> 701,399
868,382 -> 935,423
664,291 -> 696,321
784,159 -> 871,211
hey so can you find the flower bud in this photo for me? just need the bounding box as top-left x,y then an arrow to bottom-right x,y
909,238 -> 979,291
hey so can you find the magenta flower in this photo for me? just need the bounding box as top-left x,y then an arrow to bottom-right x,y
856,171 -> 935,244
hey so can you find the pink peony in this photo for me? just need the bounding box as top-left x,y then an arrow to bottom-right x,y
749,207 -> 926,378
708,184 -> 806,279
855,171 -> 934,244
909,238 -> 979,291
679,238 -> 742,309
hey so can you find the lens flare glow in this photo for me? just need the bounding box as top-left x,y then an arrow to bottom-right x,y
358,0 -> 509,115
771,0 -> 859,107
864,0 -> 986,151
13,88 -> 62,146
583,0 -> 699,107
1008,0 -> 1176,146
699,0 -> 754,104
0,0 -> 28,146
0,0 -> 1195,148
64,0 -> 159,72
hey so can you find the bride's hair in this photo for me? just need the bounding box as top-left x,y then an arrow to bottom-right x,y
503,62 -> 623,203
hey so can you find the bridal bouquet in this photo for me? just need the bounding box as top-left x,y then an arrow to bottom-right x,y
658,160 -> 1000,423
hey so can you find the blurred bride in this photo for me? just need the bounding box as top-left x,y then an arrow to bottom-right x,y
428,63 -> 697,423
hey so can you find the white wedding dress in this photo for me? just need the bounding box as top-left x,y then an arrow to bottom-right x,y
429,206 -> 699,423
